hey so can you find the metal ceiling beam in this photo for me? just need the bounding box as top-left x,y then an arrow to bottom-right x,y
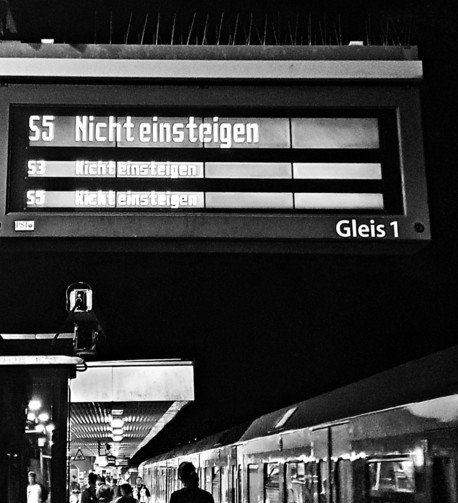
0,43 -> 422,81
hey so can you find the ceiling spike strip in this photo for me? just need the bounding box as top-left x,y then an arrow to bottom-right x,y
93,8 -> 97,44
287,20 -> 293,45
170,13 -> 176,45
217,12 -> 224,45
202,13 -> 209,45
140,12 -> 149,45
124,11 -> 133,44
263,13 -> 268,45
233,13 -> 239,45
109,10 -> 113,44
271,19 -> 278,45
247,12 -> 253,45
155,12 -> 160,45
186,12 -> 196,46
308,13 -> 312,46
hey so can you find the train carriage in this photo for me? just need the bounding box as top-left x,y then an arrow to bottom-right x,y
139,345 -> 458,503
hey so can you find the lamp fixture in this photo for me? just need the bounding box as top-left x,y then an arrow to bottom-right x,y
111,418 -> 124,428
38,412 -> 50,422
28,400 -> 41,411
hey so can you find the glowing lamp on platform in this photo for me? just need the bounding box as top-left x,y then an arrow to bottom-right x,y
28,400 -> 41,411
38,412 -> 50,422
111,418 -> 124,428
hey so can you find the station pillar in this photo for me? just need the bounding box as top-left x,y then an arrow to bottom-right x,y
0,356 -> 82,503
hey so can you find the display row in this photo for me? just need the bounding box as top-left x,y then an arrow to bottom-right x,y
25,160 -> 382,180
28,115 -> 380,149
25,190 -> 384,210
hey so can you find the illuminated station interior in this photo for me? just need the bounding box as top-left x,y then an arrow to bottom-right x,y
0,333 -> 194,484
68,358 -> 194,472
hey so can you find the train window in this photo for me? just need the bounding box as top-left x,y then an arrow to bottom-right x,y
213,467 -> 222,503
308,463 -> 320,503
205,467 -> 213,492
248,464 -> 264,503
173,468 -> 178,492
221,466 -> 229,503
286,462 -> 302,503
432,457 -> 457,503
168,467 -> 176,500
157,469 -> 164,503
318,461 -> 329,503
229,466 -> 236,503
164,469 -> 169,500
285,462 -> 318,503
237,465 -> 242,503
368,459 -> 415,495
265,463 -> 280,503
335,459 -> 353,503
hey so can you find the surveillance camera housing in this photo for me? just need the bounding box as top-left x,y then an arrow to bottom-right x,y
63,282 -> 107,359
66,282 -> 93,312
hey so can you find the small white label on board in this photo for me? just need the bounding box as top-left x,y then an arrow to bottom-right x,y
15,220 -> 35,231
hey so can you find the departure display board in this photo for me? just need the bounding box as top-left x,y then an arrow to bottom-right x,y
9,108 -> 401,214
0,83 -> 430,251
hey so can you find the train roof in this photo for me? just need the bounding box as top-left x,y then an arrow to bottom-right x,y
139,422 -> 250,467
140,345 -> 458,464
240,344 -> 458,441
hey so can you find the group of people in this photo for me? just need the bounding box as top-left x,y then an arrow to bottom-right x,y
28,462 -> 214,503
78,474 -> 151,503
81,463 -> 215,503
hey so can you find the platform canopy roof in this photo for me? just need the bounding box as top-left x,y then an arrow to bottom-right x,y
69,359 -> 194,462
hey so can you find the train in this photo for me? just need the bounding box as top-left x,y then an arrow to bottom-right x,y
137,345 -> 458,503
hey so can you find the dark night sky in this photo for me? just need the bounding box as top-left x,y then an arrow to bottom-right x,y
1,0 -> 458,464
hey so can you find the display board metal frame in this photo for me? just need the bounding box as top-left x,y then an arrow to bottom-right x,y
0,46 -> 429,253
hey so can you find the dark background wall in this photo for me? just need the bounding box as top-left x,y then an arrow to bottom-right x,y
0,0 -> 457,462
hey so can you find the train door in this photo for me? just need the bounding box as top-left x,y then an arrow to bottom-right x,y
311,422 -> 351,503
329,423 -> 352,503
312,427 -> 330,503
428,429 -> 458,503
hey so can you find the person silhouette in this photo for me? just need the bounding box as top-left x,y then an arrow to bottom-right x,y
27,472 -> 44,503
169,462 -> 214,503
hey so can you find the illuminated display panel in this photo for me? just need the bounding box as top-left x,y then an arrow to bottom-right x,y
8,108 -> 402,214
0,82 -> 429,250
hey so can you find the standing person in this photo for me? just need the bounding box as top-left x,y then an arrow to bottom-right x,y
71,475 -> 81,493
27,472 -> 43,503
169,462 -> 214,503
133,477 -> 150,503
117,483 -> 138,503
111,479 -> 121,500
80,473 -> 98,503
97,476 -> 113,503
71,475 -> 81,503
